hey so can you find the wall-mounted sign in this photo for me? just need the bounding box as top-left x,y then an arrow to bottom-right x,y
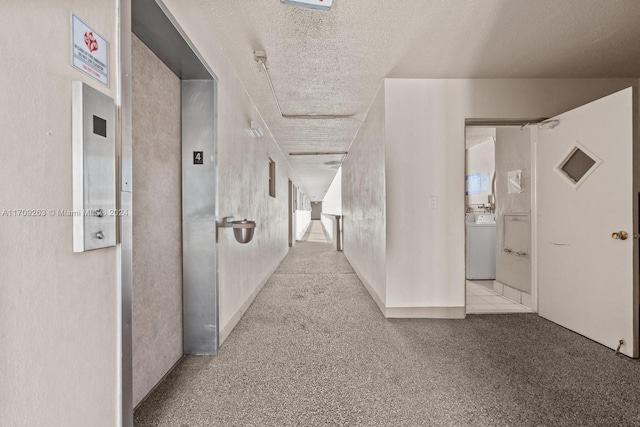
72,14 -> 109,86
193,151 -> 204,165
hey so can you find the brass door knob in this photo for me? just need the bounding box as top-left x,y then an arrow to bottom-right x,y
612,231 -> 628,240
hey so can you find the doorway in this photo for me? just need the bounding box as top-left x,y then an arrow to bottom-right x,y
464,88 -> 638,357
123,0 -> 220,424
464,125 -> 535,314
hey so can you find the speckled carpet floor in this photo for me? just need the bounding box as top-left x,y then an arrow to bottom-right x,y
134,223 -> 640,426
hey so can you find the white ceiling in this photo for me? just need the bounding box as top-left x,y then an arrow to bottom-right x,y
188,0 -> 640,201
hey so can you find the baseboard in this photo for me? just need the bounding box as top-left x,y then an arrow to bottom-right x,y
345,253 -> 467,319
344,252 -> 387,316
219,255 -> 284,346
493,279 -> 533,309
385,306 -> 466,319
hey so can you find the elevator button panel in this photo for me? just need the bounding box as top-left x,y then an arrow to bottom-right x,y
72,81 -> 116,252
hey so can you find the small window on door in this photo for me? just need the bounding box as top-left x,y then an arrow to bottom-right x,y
268,158 -> 276,198
554,142 -> 601,189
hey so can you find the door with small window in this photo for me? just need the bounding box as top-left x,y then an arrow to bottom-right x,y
537,87 -> 638,357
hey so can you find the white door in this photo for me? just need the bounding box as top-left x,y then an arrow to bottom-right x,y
537,87 -> 637,358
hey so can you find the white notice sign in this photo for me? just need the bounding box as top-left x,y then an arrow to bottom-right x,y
72,15 -> 109,86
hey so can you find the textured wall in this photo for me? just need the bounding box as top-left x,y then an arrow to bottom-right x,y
342,84 -> 387,306
160,0 -> 301,342
495,127 -> 532,293
384,78 -> 638,310
0,2 -> 119,426
131,35 -> 183,407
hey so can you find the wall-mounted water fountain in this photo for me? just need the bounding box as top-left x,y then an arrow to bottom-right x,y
218,216 -> 256,244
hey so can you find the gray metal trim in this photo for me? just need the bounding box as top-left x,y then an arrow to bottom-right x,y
119,192 -> 133,426
71,82 -> 117,252
182,80 -> 219,355
465,118 -> 548,127
132,0 -> 216,81
118,0 -> 133,425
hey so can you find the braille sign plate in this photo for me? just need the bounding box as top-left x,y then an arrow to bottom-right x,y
72,14 -> 109,86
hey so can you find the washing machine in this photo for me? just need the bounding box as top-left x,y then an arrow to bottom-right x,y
465,213 -> 497,280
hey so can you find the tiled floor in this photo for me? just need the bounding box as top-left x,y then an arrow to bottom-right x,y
466,280 -> 533,314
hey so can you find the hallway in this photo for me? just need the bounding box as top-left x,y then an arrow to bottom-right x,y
133,221 -> 640,426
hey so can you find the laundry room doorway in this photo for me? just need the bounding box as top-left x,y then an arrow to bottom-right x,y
464,125 -> 536,315
463,87 -> 638,358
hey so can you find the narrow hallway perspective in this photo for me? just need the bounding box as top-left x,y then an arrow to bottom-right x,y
134,223 -> 640,426
300,220 -> 329,243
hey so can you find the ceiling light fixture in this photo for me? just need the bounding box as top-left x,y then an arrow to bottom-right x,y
250,121 -> 264,138
253,50 -> 353,120
539,119 -> 560,129
281,0 -> 333,11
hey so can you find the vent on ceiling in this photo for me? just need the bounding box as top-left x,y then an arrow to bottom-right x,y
253,49 -> 353,119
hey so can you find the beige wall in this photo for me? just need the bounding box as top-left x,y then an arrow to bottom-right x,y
342,84 -> 387,308
0,2 -> 119,426
383,78 -> 638,312
131,35 -> 183,407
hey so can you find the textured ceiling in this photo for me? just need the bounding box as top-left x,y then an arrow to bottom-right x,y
188,0 -> 640,201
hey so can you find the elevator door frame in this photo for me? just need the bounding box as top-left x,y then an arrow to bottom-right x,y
122,1 -> 219,425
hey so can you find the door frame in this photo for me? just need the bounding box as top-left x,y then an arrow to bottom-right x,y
464,119 -> 544,313
121,0 -> 220,424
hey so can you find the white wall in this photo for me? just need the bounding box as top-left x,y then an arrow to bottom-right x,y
342,84 -> 387,308
322,168 -> 342,215
383,78 -> 639,313
160,0 -> 305,344
296,210 -> 312,240
321,214 -> 335,241
0,2 -> 119,426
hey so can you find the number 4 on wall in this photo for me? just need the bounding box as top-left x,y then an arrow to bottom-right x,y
193,151 -> 203,165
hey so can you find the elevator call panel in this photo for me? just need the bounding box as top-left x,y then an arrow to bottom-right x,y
72,81 -> 116,252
